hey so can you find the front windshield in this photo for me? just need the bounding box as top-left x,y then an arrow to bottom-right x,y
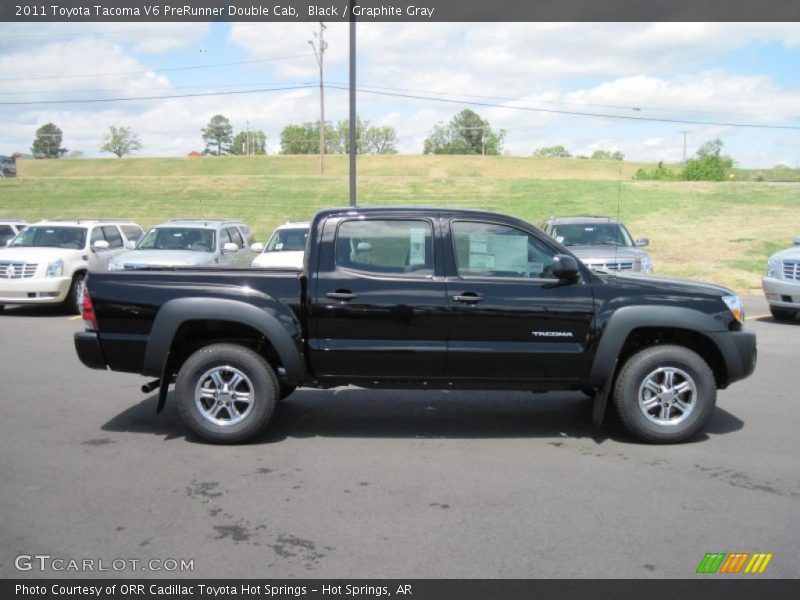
136,228 -> 215,252
266,228 -> 309,252
551,223 -> 633,247
9,226 -> 86,249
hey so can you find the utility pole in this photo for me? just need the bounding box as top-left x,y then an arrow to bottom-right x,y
246,120 -> 250,156
682,130 -> 689,163
349,16 -> 356,206
309,22 -> 327,175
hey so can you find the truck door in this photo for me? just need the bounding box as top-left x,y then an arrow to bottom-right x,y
444,219 -> 595,382
309,216 -> 449,380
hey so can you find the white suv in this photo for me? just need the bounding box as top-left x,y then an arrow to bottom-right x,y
763,235 -> 800,322
0,219 -> 143,313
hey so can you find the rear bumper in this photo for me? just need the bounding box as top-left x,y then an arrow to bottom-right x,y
708,329 -> 757,388
762,277 -> 800,309
74,331 -> 107,370
0,276 -> 71,304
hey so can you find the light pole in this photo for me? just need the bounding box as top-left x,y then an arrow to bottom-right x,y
349,17 -> 356,206
682,130 -> 689,164
309,22 -> 327,175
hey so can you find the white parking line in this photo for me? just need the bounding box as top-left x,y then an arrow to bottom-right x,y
68,316 -> 81,320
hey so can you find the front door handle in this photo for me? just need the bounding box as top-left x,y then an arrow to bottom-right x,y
326,291 -> 359,301
453,293 -> 483,304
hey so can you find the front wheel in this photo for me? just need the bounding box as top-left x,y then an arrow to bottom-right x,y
770,307 -> 797,322
175,343 -> 279,444
64,272 -> 85,315
612,345 -> 716,443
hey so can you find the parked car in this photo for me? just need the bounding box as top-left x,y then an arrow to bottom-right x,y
251,221 -> 310,269
75,207 -> 755,445
540,216 -> 652,274
0,220 -> 27,246
0,155 -> 17,178
0,219 -> 143,313
762,234 -> 800,321
108,220 -> 255,271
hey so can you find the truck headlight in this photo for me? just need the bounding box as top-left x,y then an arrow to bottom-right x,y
108,261 -> 122,271
766,256 -> 780,278
722,295 -> 745,324
640,256 -> 652,274
45,259 -> 64,277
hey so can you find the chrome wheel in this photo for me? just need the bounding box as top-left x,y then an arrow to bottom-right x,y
638,366 -> 697,426
195,366 -> 254,427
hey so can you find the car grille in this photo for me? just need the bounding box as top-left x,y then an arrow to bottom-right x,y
783,261 -> 800,281
0,261 -> 38,279
585,260 -> 635,272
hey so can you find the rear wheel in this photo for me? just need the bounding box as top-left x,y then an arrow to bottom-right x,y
64,272 -> 85,315
613,345 -> 716,443
770,307 -> 797,322
175,343 -> 279,444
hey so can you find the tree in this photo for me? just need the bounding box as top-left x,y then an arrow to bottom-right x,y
423,109 -> 505,155
591,149 -> 624,161
363,125 -> 399,154
682,138 -> 734,181
31,123 -> 67,158
100,125 -> 142,158
230,130 -> 267,155
532,145 -> 572,158
201,114 -> 233,156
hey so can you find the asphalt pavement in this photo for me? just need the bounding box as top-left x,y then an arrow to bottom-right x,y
0,296 -> 798,579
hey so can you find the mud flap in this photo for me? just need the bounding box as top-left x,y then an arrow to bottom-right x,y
592,359 -> 617,429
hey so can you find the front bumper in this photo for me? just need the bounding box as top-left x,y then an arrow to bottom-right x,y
74,332 -> 107,370
762,277 -> 800,309
0,276 -> 71,304
707,329 -> 757,388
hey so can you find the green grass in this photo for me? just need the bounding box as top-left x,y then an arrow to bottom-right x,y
2,155 -> 798,294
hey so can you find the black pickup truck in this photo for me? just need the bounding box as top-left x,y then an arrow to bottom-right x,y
75,207 -> 756,444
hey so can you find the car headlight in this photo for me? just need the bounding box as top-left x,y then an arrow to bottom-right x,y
640,256 -> 652,274
766,256 -> 780,278
108,261 -> 122,271
45,259 -> 64,277
722,295 -> 745,324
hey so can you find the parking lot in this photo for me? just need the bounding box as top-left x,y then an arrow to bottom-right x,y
0,295 -> 798,579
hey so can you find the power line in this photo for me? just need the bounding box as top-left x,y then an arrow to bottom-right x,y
0,85 -> 316,105
326,84 -> 800,131
0,53 -> 311,82
0,81 -> 314,96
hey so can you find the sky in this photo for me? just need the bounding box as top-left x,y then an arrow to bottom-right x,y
1,22 -> 800,167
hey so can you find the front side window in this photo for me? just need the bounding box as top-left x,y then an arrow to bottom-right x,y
551,223 -> 633,247
136,228 -> 215,252
226,227 -> 244,249
452,221 -> 557,279
0,225 -> 14,245
336,219 -> 434,277
102,226 -> 123,248
10,226 -> 87,250
266,228 -> 309,252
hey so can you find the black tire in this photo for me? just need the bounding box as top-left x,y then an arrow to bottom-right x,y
770,307 -> 796,322
64,271 -> 86,315
612,345 -> 716,444
175,343 -> 279,444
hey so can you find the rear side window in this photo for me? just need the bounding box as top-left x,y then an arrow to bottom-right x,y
452,221 -> 557,279
102,226 -> 123,248
120,225 -> 143,242
336,219 -> 434,277
219,228 -> 232,246
239,225 -> 255,246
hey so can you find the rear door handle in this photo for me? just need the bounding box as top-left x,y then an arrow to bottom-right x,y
326,291 -> 359,301
453,293 -> 483,304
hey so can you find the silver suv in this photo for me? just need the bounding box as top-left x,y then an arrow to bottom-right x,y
540,216 -> 652,274
763,235 -> 800,322
109,219 -> 255,270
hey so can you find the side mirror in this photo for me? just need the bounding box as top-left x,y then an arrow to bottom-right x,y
124,240 -> 137,250
552,254 -> 580,281
793,235 -> 800,246
92,240 -> 110,251
250,243 -> 264,252
635,238 -> 650,247
222,242 -> 239,253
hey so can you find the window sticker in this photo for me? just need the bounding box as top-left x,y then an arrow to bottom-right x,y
409,227 -> 426,266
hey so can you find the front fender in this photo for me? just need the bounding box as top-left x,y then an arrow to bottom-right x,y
142,297 -> 305,383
